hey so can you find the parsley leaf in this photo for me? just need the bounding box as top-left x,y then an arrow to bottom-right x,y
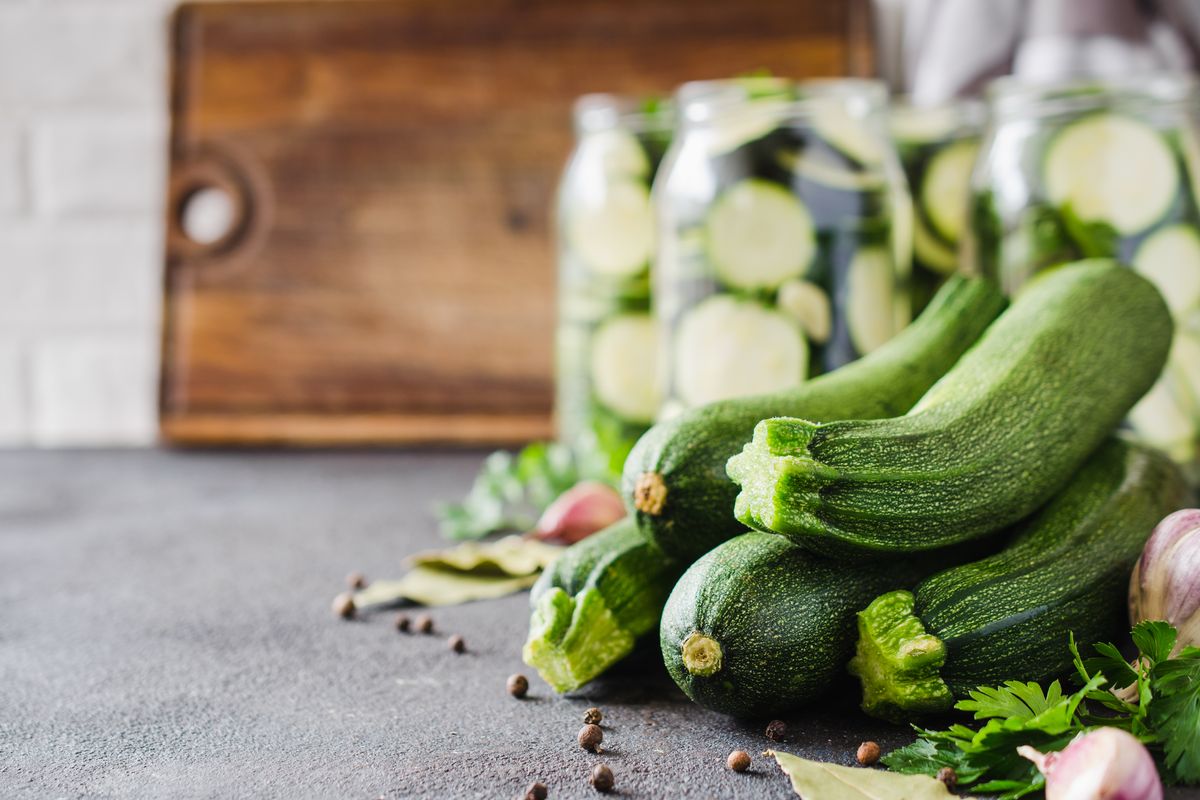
1148,645 -> 1200,783
436,441 -> 610,540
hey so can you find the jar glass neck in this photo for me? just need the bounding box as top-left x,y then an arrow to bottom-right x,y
987,75 -> 1198,122
572,94 -> 672,136
676,78 -> 888,127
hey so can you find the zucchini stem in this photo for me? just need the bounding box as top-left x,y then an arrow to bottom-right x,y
848,590 -> 954,721
522,587 -> 638,693
726,418 -> 837,535
681,631 -> 723,677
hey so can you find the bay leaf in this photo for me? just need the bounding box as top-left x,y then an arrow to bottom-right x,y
770,750 -> 955,800
350,535 -> 562,608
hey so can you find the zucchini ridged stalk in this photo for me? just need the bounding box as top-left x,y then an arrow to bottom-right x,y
849,439 -> 1190,721
727,261 -> 1174,555
523,518 -> 681,692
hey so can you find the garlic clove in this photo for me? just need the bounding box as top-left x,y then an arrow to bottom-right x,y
531,481 -> 626,544
1130,508 -> 1200,653
1021,728 -> 1162,800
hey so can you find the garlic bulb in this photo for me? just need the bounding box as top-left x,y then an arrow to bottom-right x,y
1019,728 -> 1162,800
1129,508 -> 1200,651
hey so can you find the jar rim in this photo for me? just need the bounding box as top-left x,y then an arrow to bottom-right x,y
675,78 -> 888,125
986,73 -> 1199,118
572,93 -> 673,135
889,96 -> 987,141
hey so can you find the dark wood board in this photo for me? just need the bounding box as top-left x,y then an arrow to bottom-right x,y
160,0 -> 873,445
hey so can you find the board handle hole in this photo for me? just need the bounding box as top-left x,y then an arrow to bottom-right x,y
179,185 -> 236,245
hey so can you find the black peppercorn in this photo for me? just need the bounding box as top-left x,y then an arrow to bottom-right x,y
765,719 -> 787,742
577,723 -> 603,752
507,674 -> 529,698
331,593 -> 356,619
589,763 -> 613,793
583,707 -> 602,725
523,781 -> 548,800
346,571 -> 367,590
415,613 -> 434,634
448,634 -> 465,653
937,767 -> 957,790
727,750 -> 751,772
394,613 -> 411,632
856,740 -> 881,766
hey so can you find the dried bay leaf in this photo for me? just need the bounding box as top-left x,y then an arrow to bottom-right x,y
770,750 -> 955,800
350,535 -> 562,608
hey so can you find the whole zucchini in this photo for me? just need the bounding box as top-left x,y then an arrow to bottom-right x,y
624,274 -> 1006,562
849,438 -> 1190,721
524,518 -> 683,692
659,531 -> 958,717
728,260 -> 1173,555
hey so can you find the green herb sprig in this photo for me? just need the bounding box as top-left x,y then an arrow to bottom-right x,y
436,441 -> 611,541
884,621 -> 1200,797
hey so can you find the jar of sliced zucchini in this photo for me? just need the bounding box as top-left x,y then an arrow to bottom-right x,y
653,78 -> 911,416
889,98 -> 984,314
965,75 -> 1200,478
556,94 -> 673,476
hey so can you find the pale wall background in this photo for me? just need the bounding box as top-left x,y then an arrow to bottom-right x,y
0,0 -> 173,446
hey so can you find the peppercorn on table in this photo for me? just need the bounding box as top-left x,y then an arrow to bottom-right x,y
2,450 -> 1197,799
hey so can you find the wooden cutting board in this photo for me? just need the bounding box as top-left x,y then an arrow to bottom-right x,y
160,0 -> 873,445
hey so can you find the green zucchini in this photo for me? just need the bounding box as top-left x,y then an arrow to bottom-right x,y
523,518 -> 683,693
849,438 -> 1190,721
728,259 -> 1173,555
659,532 -> 958,717
624,274 -> 1006,562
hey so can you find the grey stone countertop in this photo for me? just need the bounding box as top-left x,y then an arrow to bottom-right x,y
2,450 -> 1196,799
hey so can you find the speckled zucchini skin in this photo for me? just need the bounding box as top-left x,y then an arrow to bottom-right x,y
850,439 -> 1190,719
658,531 -> 947,717
623,275 -> 1006,563
729,260 -> 1174,555
922,439 -> 1189,693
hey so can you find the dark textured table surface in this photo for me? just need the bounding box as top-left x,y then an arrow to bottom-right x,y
3,450 -> 1196,799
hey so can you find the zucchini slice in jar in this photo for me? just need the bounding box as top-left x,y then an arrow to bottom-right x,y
673,296 -> 807,407
1134,223 -> 1200,314
920,139 -> 978,245
777,279 -> 832,344
1044,113 -> 1179,235
847,248 -> 900,355
913,214 -> 958,275
704,179 -> 815,290
567,180 -> 655,278
811,100 -> 884,167
580,129 -> 651,179
589,313 -> 661,424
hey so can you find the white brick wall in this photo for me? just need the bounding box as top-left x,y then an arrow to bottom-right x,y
0,0 -> 174,446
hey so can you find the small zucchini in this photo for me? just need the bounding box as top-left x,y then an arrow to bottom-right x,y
728,260 -> 1173,555
849,438 -> 1190,721
659,532 -> 964,717
523,518 -> 683,693
624,274 -> 1007,562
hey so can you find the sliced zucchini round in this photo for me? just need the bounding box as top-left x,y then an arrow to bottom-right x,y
913,213 -> 958,275
787,151 -> 885,193
847,248 -> 899,356
580,129 -> 650,178
889,105 -> 961,144
703,99 -> 790,156
1129,374 -> 1197,463
705,179 -> 815,290
588,313 -> 661,424
1170,328 -> 1200,422
1134,224 -> 1200,315
1044,113 -> 1179,235
567,180 -> 655,278
673,295 -> 807,407
777,279 -> 832,344
812,100 -> 883,166
920,140 -> 978,245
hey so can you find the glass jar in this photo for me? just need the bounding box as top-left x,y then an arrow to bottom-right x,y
555,94 -> 673,476
654,78 -> 911,416
890,98 -> 985,314
964,75 -> 1200,476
